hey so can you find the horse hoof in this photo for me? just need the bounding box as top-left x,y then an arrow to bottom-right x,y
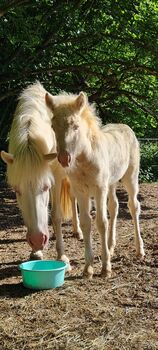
136,250 -> 145,260
66,264 -> 72,272
83,265 -> 93,279
30,250 -> 43,260
59,255 -> 72,272
77,233 -> 83,241
101,268 -> 112,278
77,230 -> 83,241
73,231 -> 83,241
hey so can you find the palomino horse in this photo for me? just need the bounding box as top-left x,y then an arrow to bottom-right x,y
1,82 -> 82,265
45,91 -> 145,278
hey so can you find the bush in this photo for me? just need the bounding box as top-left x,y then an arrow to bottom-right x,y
139,142 -> 158,182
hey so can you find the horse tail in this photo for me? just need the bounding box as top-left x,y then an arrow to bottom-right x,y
60,177 -> 72,220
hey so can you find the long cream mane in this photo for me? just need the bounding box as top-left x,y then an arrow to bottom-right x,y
7,82 -> 56,190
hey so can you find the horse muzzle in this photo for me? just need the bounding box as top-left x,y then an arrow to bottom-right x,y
26,231 -> 49,251
58,151 -> 71,168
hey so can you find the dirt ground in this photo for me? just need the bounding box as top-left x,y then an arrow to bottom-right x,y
0,169 -> 157,350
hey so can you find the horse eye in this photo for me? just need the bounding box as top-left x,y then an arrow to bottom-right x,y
73,124 -> 79,131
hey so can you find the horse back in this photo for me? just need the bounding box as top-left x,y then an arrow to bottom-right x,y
103,123 -> 139,156
101,123 -> 140,183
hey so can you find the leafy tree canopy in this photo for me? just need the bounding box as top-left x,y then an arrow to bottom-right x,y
0,0 -> 158,140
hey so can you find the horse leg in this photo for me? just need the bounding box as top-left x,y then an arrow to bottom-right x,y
95,187 -> 111,277
50,182 -> 71,269
70,193 -> 83,240
77,194 -> 93,279
107,184 -> 119,256
122,172 -> 145,258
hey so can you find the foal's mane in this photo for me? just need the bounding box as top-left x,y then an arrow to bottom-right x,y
7,82 -> 54,190
82,102 -> 102,132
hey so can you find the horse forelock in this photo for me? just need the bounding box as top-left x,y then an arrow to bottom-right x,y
7,143 -> 54,192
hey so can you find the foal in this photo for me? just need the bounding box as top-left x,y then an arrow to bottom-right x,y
45,91 -> 145,278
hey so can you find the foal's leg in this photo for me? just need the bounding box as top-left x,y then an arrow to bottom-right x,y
50,182 -> 70,268
77,194 -> 93,279
122,173 -> 144,258
95,188 -> 111,277
70,194 -> 83,240
107,184 -> 119,256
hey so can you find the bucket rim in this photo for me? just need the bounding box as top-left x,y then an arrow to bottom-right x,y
19,260 -> 68,272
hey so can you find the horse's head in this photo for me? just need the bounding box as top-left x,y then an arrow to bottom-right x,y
45,92 -> 87,168
1,150 -> 56,256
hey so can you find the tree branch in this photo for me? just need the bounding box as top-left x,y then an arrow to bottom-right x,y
0,0 -> 31,17
0,88 -> 20,102
128,96 -> 158,120
116,89 -> 146,100
0,64 -> 105,85
121,64 -> 158,78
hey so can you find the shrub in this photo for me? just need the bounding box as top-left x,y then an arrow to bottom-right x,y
139,142 -> 158,182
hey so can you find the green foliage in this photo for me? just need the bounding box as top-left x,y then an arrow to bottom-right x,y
139,142 -> 158,182
0,0 -> 158,159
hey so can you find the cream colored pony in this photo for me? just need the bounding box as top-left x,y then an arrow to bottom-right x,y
45,91 -> 145,279
1,82 -> 82,265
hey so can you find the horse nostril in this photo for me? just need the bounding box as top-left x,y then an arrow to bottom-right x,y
26,232 -> 49,250
68,153 -> 71,164
43,234 -> 48,246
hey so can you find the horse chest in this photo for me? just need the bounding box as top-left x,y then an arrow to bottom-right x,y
69,162 -> 98,194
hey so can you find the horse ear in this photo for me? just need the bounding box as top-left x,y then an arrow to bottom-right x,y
75,92 -> 86,111
45,93 -> 55,111
1,150 -> 14,164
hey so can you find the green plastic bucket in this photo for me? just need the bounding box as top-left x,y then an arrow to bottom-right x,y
19,260 -> 68,289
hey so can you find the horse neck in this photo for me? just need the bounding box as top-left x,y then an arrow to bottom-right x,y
78,109 -> 101,156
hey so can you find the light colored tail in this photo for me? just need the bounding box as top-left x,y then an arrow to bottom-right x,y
60,177 -> 72,220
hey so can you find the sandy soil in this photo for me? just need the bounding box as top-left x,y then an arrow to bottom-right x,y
0,170 -> 158,350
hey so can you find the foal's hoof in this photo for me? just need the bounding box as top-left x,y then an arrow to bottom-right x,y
73,231 -> 83,241
59,255 -> 72,272
77,230 -> 83,241
101,268 -> 112,278
83,265 -> 93,280
136,250 -> 145,260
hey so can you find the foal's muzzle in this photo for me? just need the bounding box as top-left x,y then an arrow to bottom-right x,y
58,151 -> 71,168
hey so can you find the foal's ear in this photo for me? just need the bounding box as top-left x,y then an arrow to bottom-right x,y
75,92 -> 86,111
45,93 -> 55,111
1,150 -> 14,164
